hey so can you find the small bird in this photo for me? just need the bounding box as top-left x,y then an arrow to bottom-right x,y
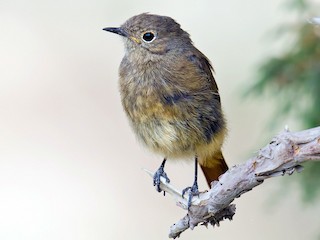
104,13 -> 228,207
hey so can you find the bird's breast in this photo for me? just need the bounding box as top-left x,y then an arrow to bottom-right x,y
118,61 -> 199,157
119,76 -> 187,156
118,56 -> 225,158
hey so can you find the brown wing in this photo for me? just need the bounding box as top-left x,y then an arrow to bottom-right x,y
184,48 -> 220,99
182,48 -> 228,186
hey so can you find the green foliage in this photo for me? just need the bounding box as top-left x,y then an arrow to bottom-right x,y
247,0 -> 320,203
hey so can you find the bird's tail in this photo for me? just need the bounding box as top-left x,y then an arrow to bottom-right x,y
199,151 -> 228,187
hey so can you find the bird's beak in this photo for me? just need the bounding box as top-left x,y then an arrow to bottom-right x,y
103,27 -> 141,44
103,27 -> 128,37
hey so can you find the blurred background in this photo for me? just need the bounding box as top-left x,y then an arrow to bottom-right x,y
0,0 -> 319,239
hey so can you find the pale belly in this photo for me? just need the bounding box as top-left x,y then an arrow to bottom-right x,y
120,76 -> 225,159
131,118 -> 196,158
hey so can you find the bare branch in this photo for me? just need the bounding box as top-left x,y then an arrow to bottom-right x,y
144,126 -> 320,238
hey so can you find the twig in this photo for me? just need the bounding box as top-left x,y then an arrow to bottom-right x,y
143,126 -> 320,238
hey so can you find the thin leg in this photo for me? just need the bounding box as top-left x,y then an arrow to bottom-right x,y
182,156 -> 200,209
153,158 -> 170,193
193,156 -> 199,189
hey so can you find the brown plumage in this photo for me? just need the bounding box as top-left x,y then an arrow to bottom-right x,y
104,13 -> 228,194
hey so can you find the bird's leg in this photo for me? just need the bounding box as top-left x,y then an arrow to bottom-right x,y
182,156 -> 200,209
153,158 -> 170,193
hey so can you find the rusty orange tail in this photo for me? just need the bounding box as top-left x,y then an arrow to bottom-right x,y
199,151 -> 228,187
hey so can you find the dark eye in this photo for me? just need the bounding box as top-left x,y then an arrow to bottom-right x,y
142,32 -> 155,42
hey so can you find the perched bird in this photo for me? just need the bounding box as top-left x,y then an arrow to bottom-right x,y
104,13 -> 228,207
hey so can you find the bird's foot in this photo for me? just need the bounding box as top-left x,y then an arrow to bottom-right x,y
153,167 -> 170,193
182,181 -> 199,209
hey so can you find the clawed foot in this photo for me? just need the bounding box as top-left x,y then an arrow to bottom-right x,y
153,166 -> 170,193
182,181 -> 200,209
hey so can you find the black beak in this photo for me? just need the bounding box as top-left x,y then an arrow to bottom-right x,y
103,27 -> 127,37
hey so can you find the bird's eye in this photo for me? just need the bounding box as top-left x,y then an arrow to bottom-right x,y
142,32 -> 155,42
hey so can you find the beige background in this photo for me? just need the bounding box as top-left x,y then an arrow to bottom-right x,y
0,0 -> 319,239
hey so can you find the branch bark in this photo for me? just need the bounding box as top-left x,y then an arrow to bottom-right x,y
144,126 -> 320,238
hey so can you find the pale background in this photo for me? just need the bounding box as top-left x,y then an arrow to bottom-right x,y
0,0 -> 319,239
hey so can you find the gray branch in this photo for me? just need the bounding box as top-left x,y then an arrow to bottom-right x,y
144,126 -> 320,238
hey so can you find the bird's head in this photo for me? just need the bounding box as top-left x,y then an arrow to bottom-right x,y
103,13 -> 192,57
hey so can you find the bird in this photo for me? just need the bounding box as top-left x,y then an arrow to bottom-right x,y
103,13 -> 228,208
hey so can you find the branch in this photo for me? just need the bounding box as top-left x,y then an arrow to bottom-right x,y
144,126 -> 320,238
